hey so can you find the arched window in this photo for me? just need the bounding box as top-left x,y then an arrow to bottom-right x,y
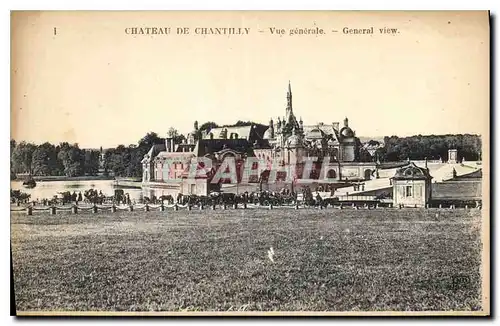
364,169 -> 372,180
327,169 -> 337,179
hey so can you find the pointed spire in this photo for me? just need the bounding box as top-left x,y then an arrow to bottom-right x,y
286,81 -> 292,111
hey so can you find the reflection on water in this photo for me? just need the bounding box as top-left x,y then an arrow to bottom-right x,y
10,180 -> 180,202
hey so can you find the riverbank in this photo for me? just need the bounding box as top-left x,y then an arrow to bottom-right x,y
15,175 -> 115,182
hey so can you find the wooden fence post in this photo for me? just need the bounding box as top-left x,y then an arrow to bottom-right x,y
26,206 -> 32,216
72,206 -> 78,214
50,206 -> 56,215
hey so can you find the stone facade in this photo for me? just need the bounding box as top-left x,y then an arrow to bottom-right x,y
391,162 -> 432,208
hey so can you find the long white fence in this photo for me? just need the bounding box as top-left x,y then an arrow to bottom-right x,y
10,200 -> 479,216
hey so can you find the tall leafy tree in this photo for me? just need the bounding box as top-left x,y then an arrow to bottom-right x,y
32,142 -> 58,176
57,143 -> 85,177
12,141 -> 37,174
83,150 -> 100,176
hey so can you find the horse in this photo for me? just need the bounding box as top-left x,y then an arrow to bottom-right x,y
159,195 -> 174,205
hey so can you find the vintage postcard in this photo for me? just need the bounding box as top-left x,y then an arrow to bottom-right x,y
10,11 -> 490,316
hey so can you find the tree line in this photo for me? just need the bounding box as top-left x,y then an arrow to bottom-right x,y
11,140 -> 101,178
375,134 -> 482,162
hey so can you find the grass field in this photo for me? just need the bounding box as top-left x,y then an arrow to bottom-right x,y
11,208 -> 483,312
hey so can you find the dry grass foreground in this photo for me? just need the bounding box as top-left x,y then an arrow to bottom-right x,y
11,208 -> 483,313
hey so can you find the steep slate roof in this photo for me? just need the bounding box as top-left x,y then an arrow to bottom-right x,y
141,144 -> 166,163
192,139 -> 255,157
432,181 -> 482,200
205,126 -> 253,140
204,124 -> 268,142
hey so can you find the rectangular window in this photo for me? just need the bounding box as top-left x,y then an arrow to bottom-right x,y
406,185 -> 412,197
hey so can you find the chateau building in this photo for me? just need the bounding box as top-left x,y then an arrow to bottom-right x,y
254,82 -> 360,167
142,82 -> 377,192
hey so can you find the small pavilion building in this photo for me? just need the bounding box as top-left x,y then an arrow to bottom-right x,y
391,162 -> 433,208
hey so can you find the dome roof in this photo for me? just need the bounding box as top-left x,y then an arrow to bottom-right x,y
392,162 -> 432,180
340,126 -> 354,138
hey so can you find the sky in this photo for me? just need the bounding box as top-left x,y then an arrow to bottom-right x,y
11,11 -> 489,148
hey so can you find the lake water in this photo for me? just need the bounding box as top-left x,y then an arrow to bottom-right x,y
10,180 -> 180,202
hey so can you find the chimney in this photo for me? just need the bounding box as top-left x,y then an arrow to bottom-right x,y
165,138 -> 172,153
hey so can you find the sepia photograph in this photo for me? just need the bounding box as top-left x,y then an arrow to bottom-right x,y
10,10 -> 490,316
